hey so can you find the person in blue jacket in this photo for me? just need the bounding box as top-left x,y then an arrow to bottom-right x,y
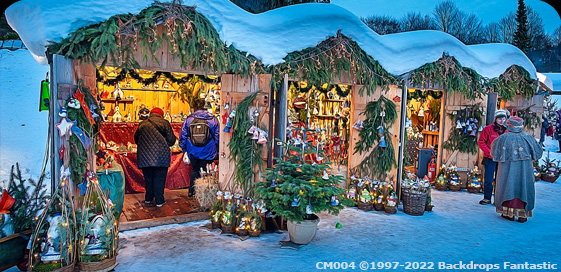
179,98 -> 220,197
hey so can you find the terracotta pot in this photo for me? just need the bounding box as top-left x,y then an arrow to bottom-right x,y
287,215 -> 320,245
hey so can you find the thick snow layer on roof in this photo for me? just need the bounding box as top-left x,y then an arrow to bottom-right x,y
537,72 -> 554,91
543,73 -> 561,91
5,0 -> 536,79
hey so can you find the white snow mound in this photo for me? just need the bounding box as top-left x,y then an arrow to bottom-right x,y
5,0 -> 536,79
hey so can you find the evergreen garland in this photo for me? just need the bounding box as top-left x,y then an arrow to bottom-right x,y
442,104 -> 483,154
408,53 -> 485,100
271,32 -> 396,96
66,82 -> 100,184
96,68 -> 220,86
353,96 -> 398,179
6,163 -> 48,233
487,65 -> 537,101
48,3 -> 264,77
228,92 -> 264,197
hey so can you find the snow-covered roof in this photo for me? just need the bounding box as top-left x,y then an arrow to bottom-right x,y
543,73 -> 561,91
537,72 -> 554,91
5,0 -> 536,79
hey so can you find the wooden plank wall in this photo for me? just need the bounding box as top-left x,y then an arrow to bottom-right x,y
348,85 -> 402,186
503,94 -> 544,138
440,91 -> 487,182
218,74 -> 271,193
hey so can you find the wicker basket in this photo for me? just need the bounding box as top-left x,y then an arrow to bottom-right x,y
435,184 -> 448,191
384,206 -> 397,214
248,230 -> 261,237
51,262 -> 76,272
211,221 -> 221,229
236,229 -> 249,237
540,175 -> 558,183
449,185 -> 462,191
221,224 -> 235,234
467,187 -> 481,194
357,202 -> 373,211
401,189 -> 427,216
534,173 -> 541,181
374,203 -> 384,211
78,256 -> 116,272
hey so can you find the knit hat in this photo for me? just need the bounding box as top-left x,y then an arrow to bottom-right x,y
494,109 -> 508,119
506,116 -> 524,132
150,107 -> 164,117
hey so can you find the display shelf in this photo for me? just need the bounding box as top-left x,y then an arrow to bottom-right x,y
101,98 -> 135,103
323,99 -> 345,102
422,130 -> 439,135
315,114 -> 339,118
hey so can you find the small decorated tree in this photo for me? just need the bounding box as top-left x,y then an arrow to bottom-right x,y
254,141 -> 352,244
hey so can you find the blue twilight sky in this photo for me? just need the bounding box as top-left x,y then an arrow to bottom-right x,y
331,0 -> 561,34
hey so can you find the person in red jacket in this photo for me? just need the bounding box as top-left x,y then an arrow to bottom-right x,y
477,109 -> 508,205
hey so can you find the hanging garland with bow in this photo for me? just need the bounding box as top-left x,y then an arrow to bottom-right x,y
352,96 -> 398,179
96,68 -> 220,86
408,53 -> 485,100
488,65 -> 537,101
271,32 -> 396,97
290,82 -> 352,98
48,2 -> 265,77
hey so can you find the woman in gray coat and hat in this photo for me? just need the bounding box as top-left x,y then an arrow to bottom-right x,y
490,116 -> 543,223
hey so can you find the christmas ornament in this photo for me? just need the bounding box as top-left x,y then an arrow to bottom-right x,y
58,107 -> 67,117
56,118 -> 73,137
73,90 -> 95,125
335,220 -> 343,229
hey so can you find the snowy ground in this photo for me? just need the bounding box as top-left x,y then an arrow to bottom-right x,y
0,49 -> 49,187
95,181 -> 561,272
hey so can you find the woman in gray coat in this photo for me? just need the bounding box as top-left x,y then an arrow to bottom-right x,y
490,116 -> 543,223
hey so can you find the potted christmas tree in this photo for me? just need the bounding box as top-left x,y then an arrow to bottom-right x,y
255,141 -> 351,244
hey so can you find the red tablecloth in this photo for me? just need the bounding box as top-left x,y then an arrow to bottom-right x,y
99,122 -> 184,145
99,122 -> 191,194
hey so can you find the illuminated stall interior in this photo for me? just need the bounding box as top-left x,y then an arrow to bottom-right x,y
95,67 -> 221,222
404,89 -> 443,179
286,81 -> 352,178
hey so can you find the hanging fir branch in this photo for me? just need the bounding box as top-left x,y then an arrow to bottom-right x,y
408,53 -> 485,100
66,81 -> 100,184
228,92 -> 264,197
48,2 -> 264,77
353,96 -> 397,179
442,104 -> 483,154
488,65 -> 537,101
270,32 -> 396,96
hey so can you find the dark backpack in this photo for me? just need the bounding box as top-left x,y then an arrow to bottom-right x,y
189,118 -> 212,147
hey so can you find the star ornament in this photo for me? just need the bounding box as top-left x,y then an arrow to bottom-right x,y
56,117 -> 73,137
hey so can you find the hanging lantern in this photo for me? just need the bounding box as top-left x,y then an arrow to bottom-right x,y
28,170 -> 77,271
77,173 -> 118,270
